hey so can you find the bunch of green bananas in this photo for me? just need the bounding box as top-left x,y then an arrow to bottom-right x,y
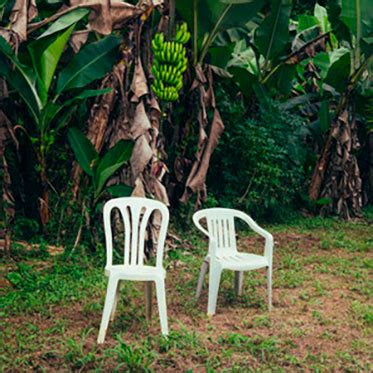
151,23 -> 190,102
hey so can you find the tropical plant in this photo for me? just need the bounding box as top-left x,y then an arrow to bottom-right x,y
169,0 -> 267,206
308,0 -> 373,218
212,1 -> 333,100
0,9 -> 120,227
206,0 -> 372,218
176,0 -> 264,66
67,127 -> 133,203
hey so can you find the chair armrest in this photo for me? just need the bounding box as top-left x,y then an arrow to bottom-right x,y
193,211 -> 218,257
193,211 -> 210,238
236,211 -> 274,265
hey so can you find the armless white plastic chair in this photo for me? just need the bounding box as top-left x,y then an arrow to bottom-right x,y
97,197 -> 169,344
193,208 -> 273,315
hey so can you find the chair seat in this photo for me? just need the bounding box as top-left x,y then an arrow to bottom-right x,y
105,265 -> 166,280
214,253 -> 269,270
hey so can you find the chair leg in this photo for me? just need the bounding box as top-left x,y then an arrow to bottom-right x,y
207,263 -> 222,316
196,258 -> 209,299
145,281 -> 153,321
234,271 -> 244,296
97,276 -> 119,344
267,266 -> 272,311
155,279 -> 168,335
110,281 -> 121,321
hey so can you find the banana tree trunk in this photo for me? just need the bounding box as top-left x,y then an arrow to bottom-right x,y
309,104 -> 362,219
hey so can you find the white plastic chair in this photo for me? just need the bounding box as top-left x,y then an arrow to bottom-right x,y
193,208 -> 273,315
97,197 -> 169,344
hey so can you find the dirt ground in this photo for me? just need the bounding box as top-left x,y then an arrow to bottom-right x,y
1,216 -> 372,371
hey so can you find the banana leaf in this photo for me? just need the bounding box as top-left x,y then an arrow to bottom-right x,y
56,35 -> 120,94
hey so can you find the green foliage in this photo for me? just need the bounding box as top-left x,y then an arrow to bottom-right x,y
255,0 -> 292,63
68,127 -> 134,200
13,218 -> 40,240
0,14 -> 120,227
105,336 -> 156,371
56,35 -> 120,94
1,258 -> 105,315
176,0 -> 264,64
38,8 -> 89,39
209,85 -> 306,220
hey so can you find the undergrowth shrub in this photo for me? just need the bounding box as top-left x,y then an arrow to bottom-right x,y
208,84 -> 307,221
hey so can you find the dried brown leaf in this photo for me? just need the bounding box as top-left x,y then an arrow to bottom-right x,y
10,0 -> 38,41
69,30 -> 90,53
131,58 -> 149,101
181,109 -> 224,203
131,135 -> 153,178
131,101 -> 151,139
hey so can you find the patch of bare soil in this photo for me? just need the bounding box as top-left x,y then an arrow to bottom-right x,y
2,228 -> 372,371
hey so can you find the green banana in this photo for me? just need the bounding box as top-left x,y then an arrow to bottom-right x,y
151,25 -> 190,102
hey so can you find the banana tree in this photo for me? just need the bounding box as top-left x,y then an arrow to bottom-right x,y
176,0 -> 264,66
308,0 -> 373,218
0,9 -> 120,227
213,1 -> 336,100
170,0 -> 265,205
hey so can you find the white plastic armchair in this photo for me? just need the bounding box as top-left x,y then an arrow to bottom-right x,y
193,208 -> 273,315
97,197 -> 169,344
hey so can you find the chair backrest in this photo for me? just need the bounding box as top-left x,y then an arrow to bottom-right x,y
193,208 -> 238,256
103,197 -> 169,269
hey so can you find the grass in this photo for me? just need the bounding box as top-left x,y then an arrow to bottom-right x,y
0,213 -> 372,371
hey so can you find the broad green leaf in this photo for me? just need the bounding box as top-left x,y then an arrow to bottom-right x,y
229,66 -> 258,97
94,140 -> 134,198
268,64 -> 296,95
176,0 -> 263,62
297,15 -> 319,32
209,45 -> 234,69
255,0 -> 292,62
313,52 -> 330,79
228,40 -> 260,75
340,0 -> 373,40
325,48 -> 351,92
314,3 -> 331,33
38,8 -> 89,39
56,35 -> 120,94
329,47 -> 350,64
68,127 -> 98,176
0,58 -> 39,123
0,36 -> 41,122
107,184 -> 133,197
176,0 -> 214,40
326,0 -> 352,45
29,25 -> 76,105
319,100 -> 330,133
211,0 -> 264,31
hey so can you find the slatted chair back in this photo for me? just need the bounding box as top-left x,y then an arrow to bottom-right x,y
103,197 -> 169,269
